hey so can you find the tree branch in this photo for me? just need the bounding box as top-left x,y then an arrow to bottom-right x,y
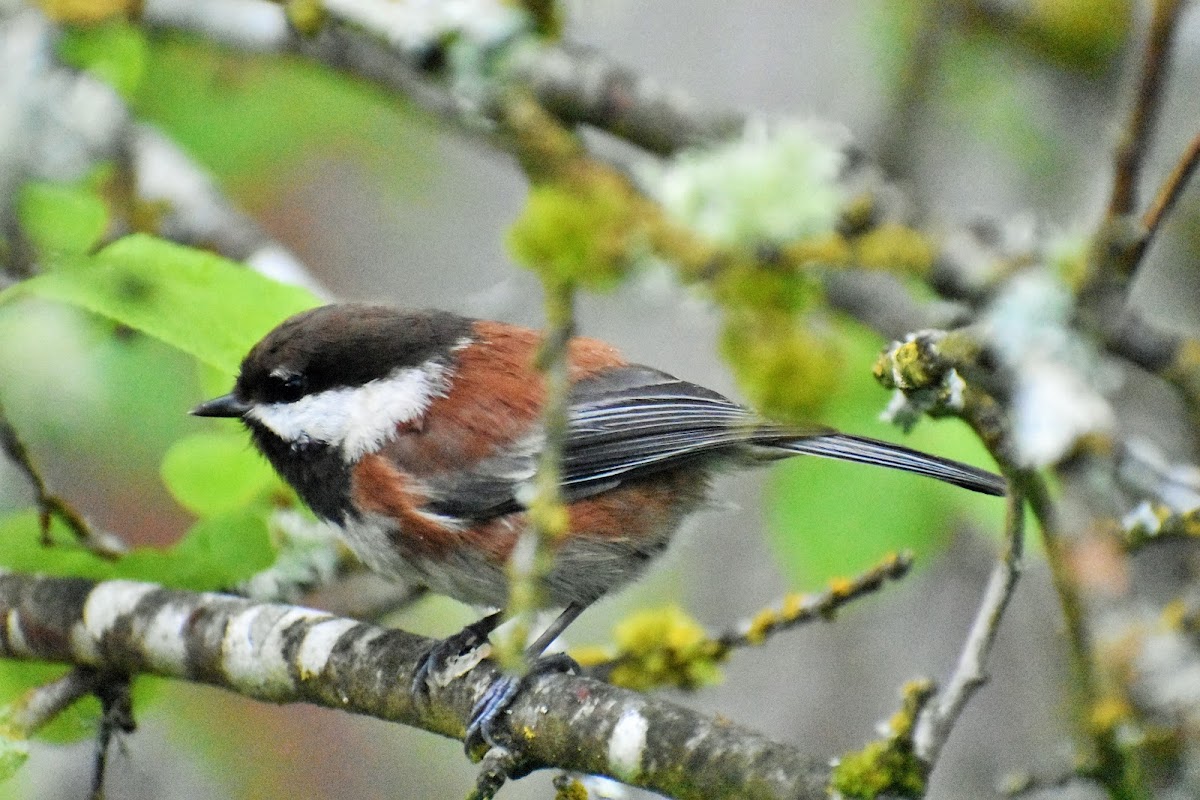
1127,129 -> 1200,270
1106,0 -> 1183,221
0,571 -> 830,800
914,487 -> 1024,765
0,402 -> 125,560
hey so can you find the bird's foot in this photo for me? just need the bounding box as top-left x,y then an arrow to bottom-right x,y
412,611 -> 504,700
465,652 -> 580,753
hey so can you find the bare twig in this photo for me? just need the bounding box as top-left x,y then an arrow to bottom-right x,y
1128,130 -> 1200,268
0,402 -> 125,559
914,488 -> 1024,764
1107,0 -> 1183,221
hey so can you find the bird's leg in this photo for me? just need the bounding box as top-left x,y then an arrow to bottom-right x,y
464,602 -> 586,753
412,609 -> 506,699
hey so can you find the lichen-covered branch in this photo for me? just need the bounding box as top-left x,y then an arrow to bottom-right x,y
581,551 -> 913,691
0,571 -> 830,800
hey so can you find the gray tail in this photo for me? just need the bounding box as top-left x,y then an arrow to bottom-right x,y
772,432 -> 1006,496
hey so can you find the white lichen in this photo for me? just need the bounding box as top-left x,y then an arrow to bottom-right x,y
324,0 -> 526,53
982,270 -> 1116,467
238,511 -> 345,603
607,708 -> 648,781
640,119 -> 847,247
295,618 -> 361,680
1121,501 -> 1162,536
75,580 -> 157,663
143,601 -> 194,674
222,606 -> 329,697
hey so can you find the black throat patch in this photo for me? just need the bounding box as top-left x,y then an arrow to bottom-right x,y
246,420 -> 357,523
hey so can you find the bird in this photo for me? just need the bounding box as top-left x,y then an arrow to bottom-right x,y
192,303 -> 1005,748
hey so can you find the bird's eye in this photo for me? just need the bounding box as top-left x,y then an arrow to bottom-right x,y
267,372 -> 307,403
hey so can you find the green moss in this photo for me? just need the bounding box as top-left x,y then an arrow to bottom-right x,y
831,680 -> 931,798
507,180 -> 644,289
597,606 -> 724,692
830,740 -> 926,799
852,224 -> 934,277
721,314 -> 842,422
285,0 -> 327,35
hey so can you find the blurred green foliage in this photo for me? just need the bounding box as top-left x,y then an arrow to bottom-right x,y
161,433 -> 283,518
133,32 -> 432,199
15,176 -> 109,257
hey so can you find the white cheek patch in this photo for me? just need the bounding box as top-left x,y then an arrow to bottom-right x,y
248,363 -> 449,460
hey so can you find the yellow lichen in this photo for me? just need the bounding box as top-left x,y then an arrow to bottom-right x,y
553,776 -> 589,800
285,0 -> 326,35
828,577 -> 854,596
1089,697 -> 1132,733
829,679 -> 931,797
719,314 -> 842,422
830,740 -> 925,799
600,606 -> 724,692
782,231 -> 853,269
507,179 -> 645,290
851,224 -> 934,277
38,0 -> 133,23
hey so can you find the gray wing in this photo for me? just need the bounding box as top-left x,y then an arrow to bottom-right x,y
423,365 -> 792,520
559,366 -> 783,491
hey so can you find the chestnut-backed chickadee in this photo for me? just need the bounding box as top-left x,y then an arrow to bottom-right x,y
193,303 -> 1004,746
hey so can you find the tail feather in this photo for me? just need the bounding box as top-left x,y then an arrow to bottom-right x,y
772,432 -> 1006,496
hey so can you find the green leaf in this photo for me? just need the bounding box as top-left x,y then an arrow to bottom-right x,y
135,509 -> 276,591
16,181 -> 109,256
57,19 -> 149,101
0,726 -> 28,782
161,433 -> 281,517
765,321 -> 1003,585
0,508 -> 274,592
0,234 -> 319,373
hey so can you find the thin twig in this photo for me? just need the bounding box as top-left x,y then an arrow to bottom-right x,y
465,746 -> 521,800
501,281 -> 576,669
1018,471 -> 1140,795
0,403 -> 125,559
1127,130 -> 1200,268
1107,0 -> 1183,221
4,668 -> 104,738
90,676 -> 135,800
713,551 -> 914,655
913,487 -> 1024,765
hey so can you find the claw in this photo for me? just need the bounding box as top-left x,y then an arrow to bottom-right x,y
464,652 -> 580,752
412,611 -> 504,700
